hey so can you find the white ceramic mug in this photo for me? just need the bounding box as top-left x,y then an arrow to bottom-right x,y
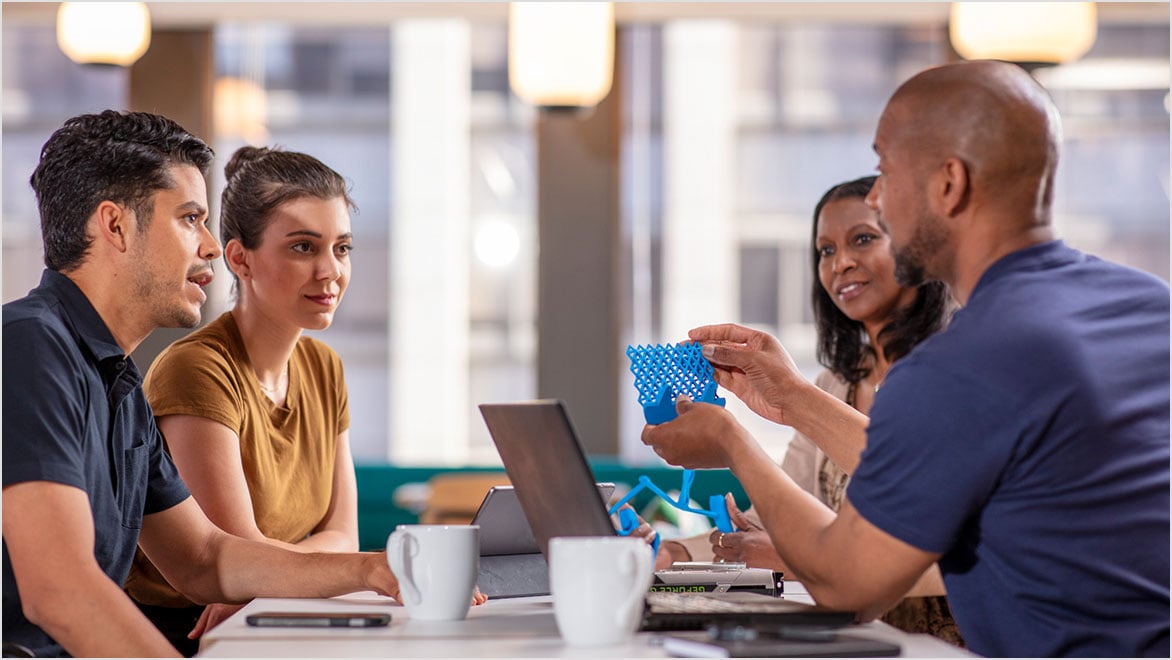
548,536 -> 654,647
386,524 -> 479,621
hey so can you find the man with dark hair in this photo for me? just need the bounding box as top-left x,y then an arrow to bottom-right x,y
642,61 -> 1169,657
2,110 -> 400,657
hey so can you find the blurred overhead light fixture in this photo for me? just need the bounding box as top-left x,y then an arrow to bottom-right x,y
950,2 -> 1097,70
214,77 -> 270,145
57,2 -> 152,67
508,2 -> 615,109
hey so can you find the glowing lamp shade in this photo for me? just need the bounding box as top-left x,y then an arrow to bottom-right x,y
214,77 -> 269,145
508,2 -> 615,108
57,2 -> 151,67
950,2 -> 1097,67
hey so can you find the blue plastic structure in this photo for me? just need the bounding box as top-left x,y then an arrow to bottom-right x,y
612,343 -> 735,539
610,472 -> 734,536
626,343 -> 726,424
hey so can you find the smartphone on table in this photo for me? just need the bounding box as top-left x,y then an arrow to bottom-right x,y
245,611 -> 391,628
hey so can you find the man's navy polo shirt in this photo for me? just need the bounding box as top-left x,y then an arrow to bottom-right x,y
3,269 -> 190,657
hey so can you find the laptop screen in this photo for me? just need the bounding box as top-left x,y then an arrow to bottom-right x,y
478,400 -> 618,557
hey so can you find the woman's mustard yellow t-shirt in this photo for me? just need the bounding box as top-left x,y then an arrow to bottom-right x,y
125,311 -> 349,607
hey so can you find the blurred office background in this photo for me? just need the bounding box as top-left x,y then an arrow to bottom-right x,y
3,2 -> 1168,471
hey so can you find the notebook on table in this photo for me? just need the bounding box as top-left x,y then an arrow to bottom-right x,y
660,626 -> 900,657
642,590 -> 855,632
477,399 -> 857,632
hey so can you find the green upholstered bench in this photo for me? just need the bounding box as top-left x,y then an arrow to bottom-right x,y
355,461 -> 749,551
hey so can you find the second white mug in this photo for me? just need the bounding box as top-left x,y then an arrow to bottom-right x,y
548,536 -> 654,647
386,524 -> 479,621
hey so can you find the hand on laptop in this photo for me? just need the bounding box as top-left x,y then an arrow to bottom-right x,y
709,495 -> 790,574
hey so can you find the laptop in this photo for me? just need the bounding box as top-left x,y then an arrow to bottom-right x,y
477,399 -> 856,631
478,400 -> 616,555
471,483 -> 614,598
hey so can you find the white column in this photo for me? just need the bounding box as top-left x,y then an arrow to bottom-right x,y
637,22 -> 763,466
390,20 -> 471,464
661,21 -> 738,340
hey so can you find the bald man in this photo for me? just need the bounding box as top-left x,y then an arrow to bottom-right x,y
641,61 -> 1169,657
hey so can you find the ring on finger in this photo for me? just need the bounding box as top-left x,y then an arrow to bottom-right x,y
717,532 -> 725,548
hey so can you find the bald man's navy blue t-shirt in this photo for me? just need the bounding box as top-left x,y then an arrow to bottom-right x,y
850,241 -> 1169,657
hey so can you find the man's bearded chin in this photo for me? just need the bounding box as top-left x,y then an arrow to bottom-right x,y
893,245 -> 927,287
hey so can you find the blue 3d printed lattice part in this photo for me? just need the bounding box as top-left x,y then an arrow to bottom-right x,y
626,343 -> 726,424
614,343 -> 734,537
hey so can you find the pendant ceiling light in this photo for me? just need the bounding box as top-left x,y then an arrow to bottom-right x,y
950,2 -> 1097,69
508,2 -> 615,109
57,2 -> 152,67
214,77 -> 269,145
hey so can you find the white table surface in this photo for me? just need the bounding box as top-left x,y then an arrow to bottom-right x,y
198,582 -> 973,658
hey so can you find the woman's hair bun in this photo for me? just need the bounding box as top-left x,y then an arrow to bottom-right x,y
224,145 -> 273,180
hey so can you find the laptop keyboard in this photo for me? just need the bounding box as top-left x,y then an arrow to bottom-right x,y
641,591 -> 857,632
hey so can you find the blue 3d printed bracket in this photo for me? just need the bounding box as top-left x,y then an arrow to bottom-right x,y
610,343 -> 734,540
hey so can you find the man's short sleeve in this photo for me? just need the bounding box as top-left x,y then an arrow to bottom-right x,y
847,358 -> 1019,554
2,318 -> 92,489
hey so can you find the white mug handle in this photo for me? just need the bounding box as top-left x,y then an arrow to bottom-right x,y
614,543 -> 653,629
387,530 -> 421,606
